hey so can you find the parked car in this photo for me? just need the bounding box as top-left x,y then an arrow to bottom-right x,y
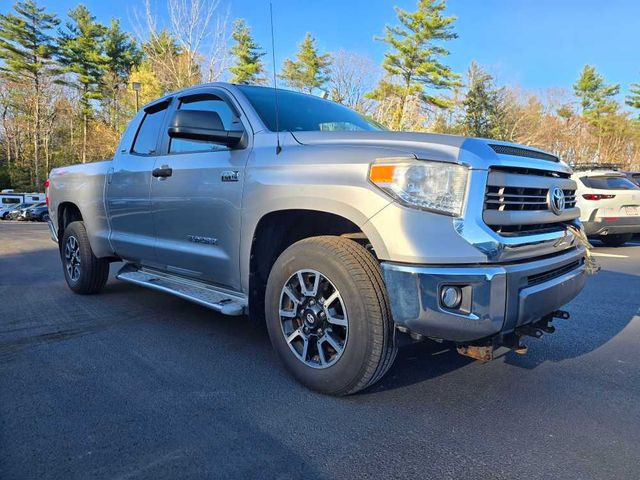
1,202 -> 34,220
47,83 -> 588,395
8,203 -> 34,221
0,199 -> 21,219
24,202 -> 49,222
572,166 -> 640,246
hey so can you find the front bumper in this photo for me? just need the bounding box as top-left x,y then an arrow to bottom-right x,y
583,217 -> 640,236
381,247 -> 586,343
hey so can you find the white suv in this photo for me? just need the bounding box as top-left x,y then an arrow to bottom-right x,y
572,167 -> 640,247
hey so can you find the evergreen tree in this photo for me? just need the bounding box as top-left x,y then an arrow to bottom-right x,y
0,0 -> 59,188
573,65 -> 620,124
57,5 -> 107,163
462,62 -> 507,139
229,19 -> 266,85
280,33 -> 331,93
626,82 -> 640,119
103,18 -> 141,131
368,0 -> 460,130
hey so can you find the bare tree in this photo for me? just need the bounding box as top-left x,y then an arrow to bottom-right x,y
133,0 -> 230,91
329,50 -> 379,114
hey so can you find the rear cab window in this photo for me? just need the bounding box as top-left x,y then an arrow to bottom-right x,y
131,102 -> 169,155
580,175 -> 639,190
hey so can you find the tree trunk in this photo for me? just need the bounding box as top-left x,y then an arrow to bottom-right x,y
34,82 -> 40,190
70,111 -> 74,162
82,111 -> 87,164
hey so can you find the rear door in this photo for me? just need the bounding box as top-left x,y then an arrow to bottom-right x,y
149,88 -> 251,290
106,99 -> 170,264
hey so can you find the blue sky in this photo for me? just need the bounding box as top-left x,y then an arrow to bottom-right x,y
26,0 -> 640,98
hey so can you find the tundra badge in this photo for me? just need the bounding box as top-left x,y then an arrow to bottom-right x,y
221,170 -> 239,182
188,235 -> 218,245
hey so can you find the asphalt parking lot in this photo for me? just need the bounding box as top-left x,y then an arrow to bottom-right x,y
1,221 -> 639,479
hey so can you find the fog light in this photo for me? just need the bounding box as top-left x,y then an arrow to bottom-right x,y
441,286 -> 462,309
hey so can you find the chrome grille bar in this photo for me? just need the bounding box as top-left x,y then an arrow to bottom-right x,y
483,167 -> 579,236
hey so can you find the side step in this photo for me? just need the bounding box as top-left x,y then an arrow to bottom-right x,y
116,264 -> 246,316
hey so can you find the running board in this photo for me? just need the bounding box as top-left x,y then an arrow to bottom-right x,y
116,264 -> 246,316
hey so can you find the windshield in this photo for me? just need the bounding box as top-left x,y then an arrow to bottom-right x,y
236,85 -> 384,132
581,175 -> 639,190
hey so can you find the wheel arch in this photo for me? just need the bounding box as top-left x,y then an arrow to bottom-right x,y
56,202 -> 83,247
245,208 -> 385,323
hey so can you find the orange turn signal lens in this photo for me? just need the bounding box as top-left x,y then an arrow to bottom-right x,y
369,164 -> 396,184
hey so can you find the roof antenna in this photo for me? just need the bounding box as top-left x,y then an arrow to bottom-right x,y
269,2 -> 282,154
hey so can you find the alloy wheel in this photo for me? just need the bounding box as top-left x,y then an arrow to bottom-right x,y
64,235 -> 81,282
279,269 -> 349,369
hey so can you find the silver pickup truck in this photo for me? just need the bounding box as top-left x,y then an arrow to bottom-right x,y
47,83 -> 587,395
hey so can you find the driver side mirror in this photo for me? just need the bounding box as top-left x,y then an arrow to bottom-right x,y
167,109 -> 244,148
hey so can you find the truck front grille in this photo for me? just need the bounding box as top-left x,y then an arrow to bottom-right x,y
483,167 -> 579,237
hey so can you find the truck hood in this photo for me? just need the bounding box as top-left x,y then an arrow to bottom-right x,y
290,131 -> 572,174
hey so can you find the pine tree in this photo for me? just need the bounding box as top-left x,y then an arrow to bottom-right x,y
573,65 -> 620,124
57,5 -> 107,163
280,33 -> 331,93
626,82 -> 640,119
103,18 -> 141,131
462,62 -> 507,139
0,0 -> 59,189
368,0 -> 460,130
229,19 -> 266,85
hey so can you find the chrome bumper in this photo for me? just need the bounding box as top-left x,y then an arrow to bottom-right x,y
381,247 -> 587,343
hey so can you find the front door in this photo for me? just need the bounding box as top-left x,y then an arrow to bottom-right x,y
150,89 -> 250,290
106,100 -> 170,264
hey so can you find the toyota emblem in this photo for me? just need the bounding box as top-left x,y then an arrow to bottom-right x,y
548,186 -> 566,215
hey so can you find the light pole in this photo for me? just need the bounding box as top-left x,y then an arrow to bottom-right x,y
132,82 -> 141,111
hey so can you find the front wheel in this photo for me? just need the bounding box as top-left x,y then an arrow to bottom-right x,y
265,236 -> 397,396
600,233 -> 632,247
60,221 -> 110,294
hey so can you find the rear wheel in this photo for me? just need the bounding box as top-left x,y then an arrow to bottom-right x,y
600,233 -> 632,247
265,236 -> 397,396
61,221 -> 110,294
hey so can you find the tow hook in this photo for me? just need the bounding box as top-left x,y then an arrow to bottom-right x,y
456,345 -> 494,362
457,310 -> 571,362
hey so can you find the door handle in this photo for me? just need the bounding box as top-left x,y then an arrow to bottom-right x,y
152,167 -> 173,178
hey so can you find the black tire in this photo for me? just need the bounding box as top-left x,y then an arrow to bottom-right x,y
39,212 -> 49,222
60,221 -> 110,294
600,233 -> 632,247
265,236 -> 397,396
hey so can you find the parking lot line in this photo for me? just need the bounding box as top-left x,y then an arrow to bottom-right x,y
591,252 -> 629,258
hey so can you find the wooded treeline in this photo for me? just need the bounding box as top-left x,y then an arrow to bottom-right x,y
1,0 -> 639,191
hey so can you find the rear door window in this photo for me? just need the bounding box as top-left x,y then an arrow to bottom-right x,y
580,176 -> 639,190
131,103 -> 169,155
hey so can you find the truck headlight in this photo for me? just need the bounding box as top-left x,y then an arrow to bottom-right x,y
369,159 -> 469,216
